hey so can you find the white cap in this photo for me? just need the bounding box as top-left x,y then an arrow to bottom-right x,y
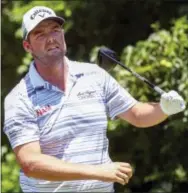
22,6 -> 65,40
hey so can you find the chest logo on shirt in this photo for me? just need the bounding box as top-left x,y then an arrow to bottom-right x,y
35,105 -> 52,116
77,90 -> 97,100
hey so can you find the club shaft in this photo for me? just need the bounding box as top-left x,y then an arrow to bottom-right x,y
101,51 -> 166,95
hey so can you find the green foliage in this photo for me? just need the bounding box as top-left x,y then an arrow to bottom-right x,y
2,146 -> 21,193
120,16 -> 188,115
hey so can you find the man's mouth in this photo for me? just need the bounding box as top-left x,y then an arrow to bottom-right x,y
47,46 -> 60,51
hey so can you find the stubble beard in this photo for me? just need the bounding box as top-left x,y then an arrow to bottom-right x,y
33,48 -> 66,67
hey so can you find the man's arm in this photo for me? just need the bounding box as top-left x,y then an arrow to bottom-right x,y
14,141 -> 132,185
118,102 -> 168,128
118,90 -> 185,128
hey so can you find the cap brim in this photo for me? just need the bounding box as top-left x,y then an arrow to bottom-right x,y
24,16 -> 65,39
42,16 -> 65,25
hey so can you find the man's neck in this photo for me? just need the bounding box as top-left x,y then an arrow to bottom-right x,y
34,58 -> 68,92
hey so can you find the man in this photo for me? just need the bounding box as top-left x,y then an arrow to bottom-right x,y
3,6 -> 185,192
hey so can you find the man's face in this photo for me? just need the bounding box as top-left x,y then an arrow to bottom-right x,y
24,19 -> 66,64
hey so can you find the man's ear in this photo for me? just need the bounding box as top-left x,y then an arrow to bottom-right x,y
23,40 -> 32,53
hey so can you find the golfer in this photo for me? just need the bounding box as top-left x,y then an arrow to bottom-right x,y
3,6 -> 185,192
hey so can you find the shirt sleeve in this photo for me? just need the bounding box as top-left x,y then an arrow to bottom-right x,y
3,92 -> 39,149
104,70 -> 138,120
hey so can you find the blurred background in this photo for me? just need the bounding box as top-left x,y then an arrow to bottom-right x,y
1,0 -> 188,192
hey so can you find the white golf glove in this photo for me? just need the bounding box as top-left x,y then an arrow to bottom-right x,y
160,90 -> 186,115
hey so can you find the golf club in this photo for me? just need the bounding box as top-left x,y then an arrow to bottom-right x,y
98,47 -> 166,95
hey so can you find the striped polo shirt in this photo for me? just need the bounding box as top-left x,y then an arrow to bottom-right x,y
3,57 -> 138,192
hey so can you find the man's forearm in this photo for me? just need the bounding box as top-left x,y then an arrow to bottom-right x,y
133,102 -> 168,127
19,152 -> 133,185
22,153 -> 103,181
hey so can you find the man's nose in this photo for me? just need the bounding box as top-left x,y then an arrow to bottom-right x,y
47,32 -> 56,43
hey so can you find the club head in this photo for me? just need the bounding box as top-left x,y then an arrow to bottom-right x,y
97,47 -> 119,72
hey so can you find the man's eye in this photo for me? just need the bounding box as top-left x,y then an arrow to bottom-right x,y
37,33 -> 44,38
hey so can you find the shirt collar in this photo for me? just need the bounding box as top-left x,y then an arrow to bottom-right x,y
29,61 -> 45,89
29,56 -> 76,89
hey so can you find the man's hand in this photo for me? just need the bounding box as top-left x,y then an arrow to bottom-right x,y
98,162 -> 133,185
160,90 -> 186,115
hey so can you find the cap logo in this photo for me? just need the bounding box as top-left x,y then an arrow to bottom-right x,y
30,9 -> 52,20
38,13 -> 45,18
